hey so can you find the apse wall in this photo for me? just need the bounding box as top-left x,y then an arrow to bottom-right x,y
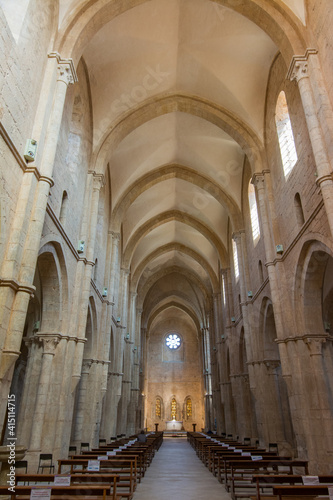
145,308 -> 205,432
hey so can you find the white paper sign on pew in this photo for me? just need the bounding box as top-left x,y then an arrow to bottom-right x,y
107,451 -> 117,456
87,459 -> 100,471
251,455 -> 262,461
54,475 -> 71,486
241,452 -> 251,457
97,455 -> 108,460
30,488 -> 51,500
302,476 -> 319,485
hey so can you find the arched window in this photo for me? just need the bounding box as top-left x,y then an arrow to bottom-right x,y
232,239 -> 239,280
222,273 -> 226,306
248,181 -> 260,243
186,397 -> 192,419
294,192 -> 305,228
155,397 -> 162,418
171,398 -> 177,420
59,191 -> 69,226
275,91 -> 298,177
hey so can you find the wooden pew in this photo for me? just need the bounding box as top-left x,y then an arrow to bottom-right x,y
0,485 -> 111,500
273,484 -> 332,500
57,458 -> 136,500
252,475 -> 333,500
224,459 -> 309,499
209,449 -> 274,476
71,453 -> 145,483
15,474 -> 119,500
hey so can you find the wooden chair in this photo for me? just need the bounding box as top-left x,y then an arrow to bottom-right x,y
15,461 -> 28,473
80,442 -> 90,453
37,453 -> 55,473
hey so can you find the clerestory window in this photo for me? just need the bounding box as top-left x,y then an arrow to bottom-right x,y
275,91 -> 298,178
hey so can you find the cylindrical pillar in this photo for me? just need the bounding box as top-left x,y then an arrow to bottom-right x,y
29,336 -> 60,450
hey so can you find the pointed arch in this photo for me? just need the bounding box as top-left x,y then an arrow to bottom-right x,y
123,209 -> 227,268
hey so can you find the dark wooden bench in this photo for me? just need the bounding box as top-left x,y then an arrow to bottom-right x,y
273,484 -> 332,500
252,474 -> 333,500
0,485 -> 111,500
57,458 -> 136,500
15,474 -> 119,500
71,453 -> 144,482
224,459 -> 309,499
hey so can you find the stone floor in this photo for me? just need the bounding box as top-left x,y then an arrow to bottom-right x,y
133,437 -> 232,500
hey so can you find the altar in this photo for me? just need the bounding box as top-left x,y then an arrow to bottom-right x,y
165,420 -> 183,431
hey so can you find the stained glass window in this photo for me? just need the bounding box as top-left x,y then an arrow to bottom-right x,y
166,334 -> 181,349
186,398 -> 192,418
156,397 -> 161,418
171,398 -> 177,419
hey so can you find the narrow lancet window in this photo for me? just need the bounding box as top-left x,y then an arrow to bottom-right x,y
232,239 -> 239,280
275,91 -> 298,177
248,181 -> 260,243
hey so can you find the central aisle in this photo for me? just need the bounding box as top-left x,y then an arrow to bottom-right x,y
133,437 -> 232,500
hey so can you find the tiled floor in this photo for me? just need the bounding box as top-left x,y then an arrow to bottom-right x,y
133,437 -> 232,499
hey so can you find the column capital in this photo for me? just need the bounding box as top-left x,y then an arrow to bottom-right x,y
48,52 -> 78,85
121,267 -> 131,276
304,336 -> 327,355
232,230 -> 245,242
287,48 -> 318,83
111,231 -> 121,241
220,267 -> 230,275
36,334 -> 61,355
81,358 -> 94,373
89,172 -> 106,191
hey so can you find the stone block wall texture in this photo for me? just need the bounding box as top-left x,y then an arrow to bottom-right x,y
146,310 -> 205,432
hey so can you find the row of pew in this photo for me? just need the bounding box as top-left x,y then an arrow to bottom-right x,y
187,432 -> 333,500
0,432 -> 163,500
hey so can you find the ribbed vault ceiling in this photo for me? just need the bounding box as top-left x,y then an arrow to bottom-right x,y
56,0 -> 305,331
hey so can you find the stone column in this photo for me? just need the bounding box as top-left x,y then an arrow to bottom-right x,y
17,337 -> 40,447
220,381 -> 235,436
213,293 -> 222,345
29,335 -> 60,450
278,336 -> 333,472
73,359 -> 93,445
116,269 -> 131,436
71,174 -> 105,388
251,174 -> 287,341
127,293 -> 139,435
232,231 -> 254,359
229,374 -> 252,440
109,233 -> 121,309
287,49 -> 333,237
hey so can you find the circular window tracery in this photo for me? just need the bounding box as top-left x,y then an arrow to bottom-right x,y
165,334 -> 181,350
